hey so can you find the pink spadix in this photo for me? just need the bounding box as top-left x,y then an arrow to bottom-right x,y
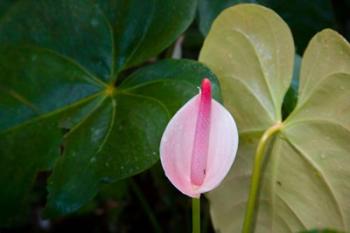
160,78 -> 238,198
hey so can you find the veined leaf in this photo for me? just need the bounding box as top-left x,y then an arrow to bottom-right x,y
0,0 -> 217,225
0,0 -> 197,80
0,47 -> 219,224
93,0 -> 197,72
200,4 -> 350,233
198,0 -> 336,53
200,4 -> 294,133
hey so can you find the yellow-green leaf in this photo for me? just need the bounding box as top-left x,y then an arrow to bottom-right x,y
200,4 -> 350,233
200,3 -> 294,133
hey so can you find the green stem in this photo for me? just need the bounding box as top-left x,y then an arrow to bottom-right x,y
242,122 -> 283,233
192,197 -> 201,233
130,179 -> 162,233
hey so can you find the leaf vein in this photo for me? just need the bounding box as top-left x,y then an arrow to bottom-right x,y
94,3 -> 116,80
285,118 -> 350,133
275,192 -> 307,230
231,28 -> 278,120
285,138 -> 346,229
63,95 -> 107,139
228,74 -> 275,122
120,78 -> 196,92
118,92 -> 171,119
0,92 -> 103,135
96,97 -> 116,154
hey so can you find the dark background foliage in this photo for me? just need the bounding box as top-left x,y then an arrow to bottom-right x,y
0,0 -> 349,232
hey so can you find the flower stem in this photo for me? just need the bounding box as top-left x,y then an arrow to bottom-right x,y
242,122 -> 283,233
192,197 -> 201,233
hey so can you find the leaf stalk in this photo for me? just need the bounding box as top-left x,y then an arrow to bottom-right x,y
242,122 -> 283,233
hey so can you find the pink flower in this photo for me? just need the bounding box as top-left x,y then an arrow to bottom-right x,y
160,78 -> 239,197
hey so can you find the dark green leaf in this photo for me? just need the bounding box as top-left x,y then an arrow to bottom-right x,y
282,54 -> 301,119
0,0 -> 19,18
0,0 -> 197,80
0,0 -> 113,81
98,180 -> 128,201
0,46 -> 219,223
120,59 -> 221,114
0,0 -> 211,224
94,0 -> 198,73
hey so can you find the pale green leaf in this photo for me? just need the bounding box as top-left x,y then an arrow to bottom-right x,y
200,4 -> 350,233
199,4 -> 294,133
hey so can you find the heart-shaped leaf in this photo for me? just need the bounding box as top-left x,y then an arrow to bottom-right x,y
200,4 -> 294,132
0,0 -> 220,225
198,0 -> 336,53
0,0 -> 197,80
200,4 -> 350,233
0,50 -> 219,224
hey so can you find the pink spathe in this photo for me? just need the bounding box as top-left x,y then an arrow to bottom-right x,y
160,78 -> 239,198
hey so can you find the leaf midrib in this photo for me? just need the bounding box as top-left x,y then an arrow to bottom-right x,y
0,92 -> 102,135
0,1 -> 115,85
116,0 -> 157,74
232,17 -> 279,121
269,136 -> 308,232
227,73 -> 276,123
284,136 -> 346,230
94,2 -> 116,80
36,46 -> 107,87
275,193 -> 307,231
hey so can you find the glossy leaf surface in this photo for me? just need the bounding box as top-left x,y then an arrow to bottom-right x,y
0,0 -> 214,225
200,4 -> 350,233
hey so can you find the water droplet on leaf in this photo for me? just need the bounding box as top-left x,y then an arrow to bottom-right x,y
90,157 -> 96,163
90,18 -> 99,27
